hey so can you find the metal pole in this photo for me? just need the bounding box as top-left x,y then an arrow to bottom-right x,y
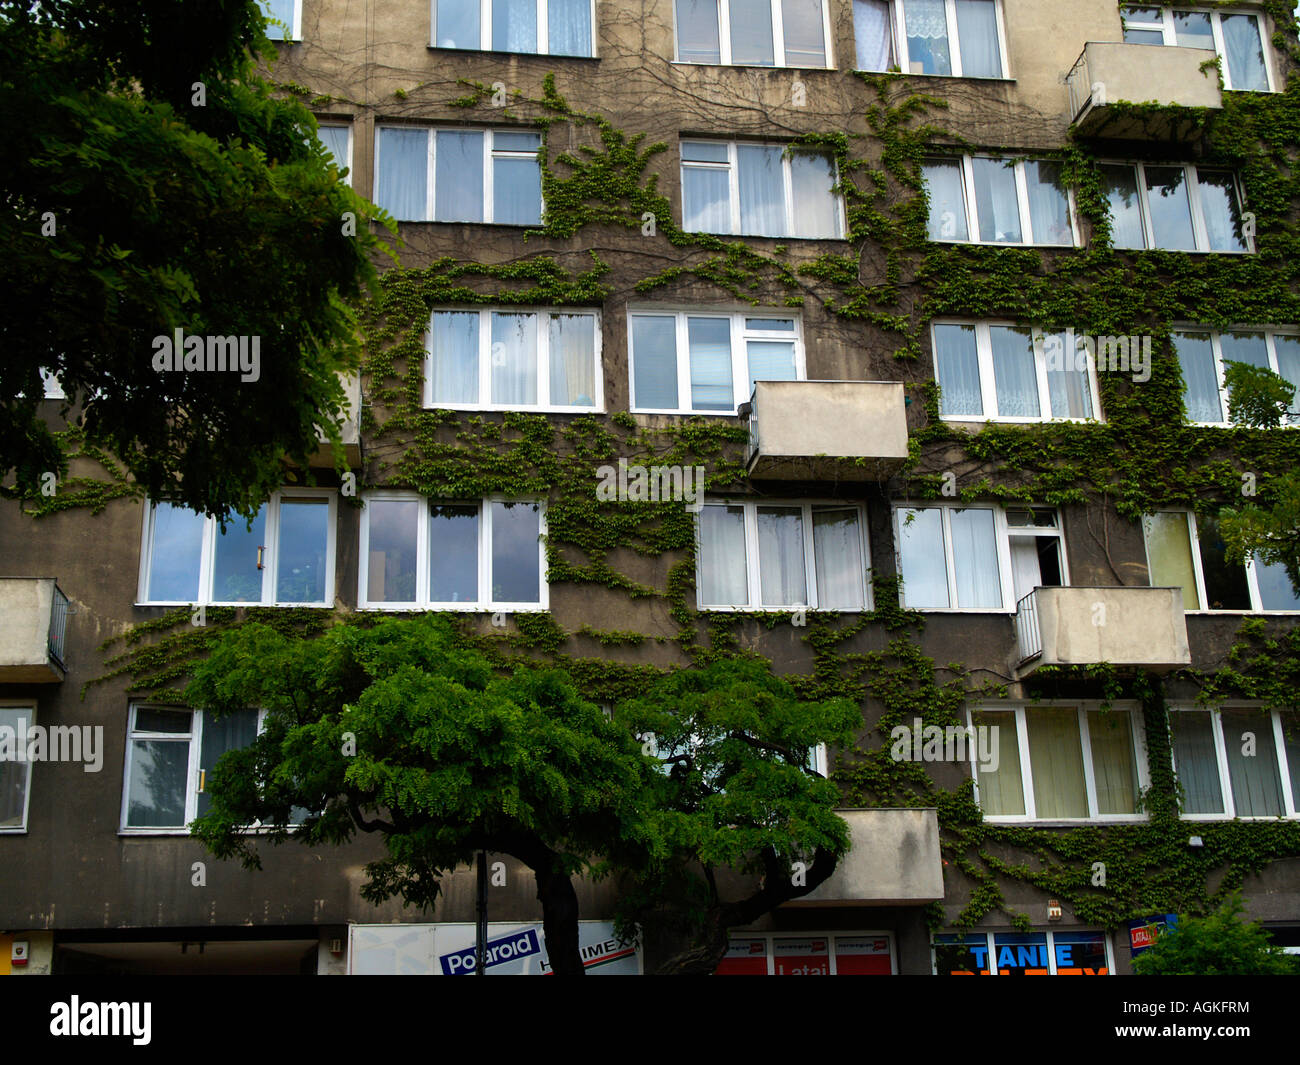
475,850 -> 488,976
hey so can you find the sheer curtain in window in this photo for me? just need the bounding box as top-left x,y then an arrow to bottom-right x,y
903,0 -> 951,74
700,505 -> 749,605
747,340 -> 796,392
972,711 -> 1025,815
631,316 -> 679,409
429,311 -> 480,404
1221,14 -> 1268,91
813,509 -> 865,610
435,0 -> 479,47
853,0 -> 894,70
757,507 -> 807,605
1170,711 -> 1224,814
1172,332 -> 1222,423
1144,166 -> 1195,250
676,0 -> 722,62
493,0 -> 537,52
689,317 -> 733,410
1197,171 -> 1247,252
950,507 -> 1001,608
989,326 -> 1038,417
924,158 -> 968,240
548,314 -> 596,406
491,313 -> 538,405
434,131 -> 484,222
1221,709 -> 1285,816
377,128 -> 429,221
972,158 -> 1021,243
898,507 -> 949,607
0,709 -> 30,827
1143,512 -> 1200,609
549,0 -> 592,56
790,152 -> 839,238
1024,161 -> 1071,245
934,323 -> 982,415
955,0 -> 1001,77
1089,711 -> 1138,814
737,145 -> 786,236
730,0 -> 775,64
1042,332 -> 1092,419
1027,709 -> 1088,818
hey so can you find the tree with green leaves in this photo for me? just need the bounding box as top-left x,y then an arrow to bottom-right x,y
1132,893 -> 1300,975
0,0 -> 389,519
183,615 -> 860,975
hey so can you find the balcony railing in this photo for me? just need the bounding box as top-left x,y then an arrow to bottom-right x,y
48,584 -> 69,671
1015,589 -> 1042,664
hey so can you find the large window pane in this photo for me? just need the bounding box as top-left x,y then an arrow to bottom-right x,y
549,314 -> 597,406
1024,161 -> 1071,245
992,933 -> 1050,976
972,711 -> 1024,815
549,0 -> 592,56
1221,708 -> 1285,816
1221,14 -> 1268,91
127,739 -> 190,828
790,151 -> 839,238
699,505 -> 749,606
430,505 -> 479,603
1255,556 -> 1300,611
1173,332 -> 1222,423
730,0 -> 774,64
631,316 -> 679,409
1194,513 -> 1251,611
277,498 -> 329,604
1144,166 -> 1195,250
1101,164 -> 1145,249
903,0 -> 951,74
924,159 -> 968,241
950,508 -> 1000,608
430,311 -> 480,405
1089,710 -> 1137,814
898,507 -> 949,608
782,0 -> 826,66
262,0 -> 295,39
434,131 -> 483,223
317,126 -> 349,173
1282,712 -> 1300,809
1273,334 -> 1300,424
492,154 -> 541,225
377,128 -> 429,221
853,0 -> 894,70
367,499 -> 420,603
1172,10 -> 1213,49
1197,171 -> 1247,252
491,312 -> 538,406
989,326 -> 1038,417
0,709 -> 31,828
955,0 -> 1001,78
1026,708 -> 1088,818
197,709 -> 259,818
737,144 -> 786,236
493,0 -> 537,52
688,317 -> 733,411
682,163 -> 731,233
1043,331 -> 1093,419
1170,711 -> 1223,814
1143,512 -> 1200,610
491,502 -> 541,603
1219,331 -> 1269,381
757,507 -> 807,606
435,0 -> 479,47
676,0 -> 721,62
212,506 -> 266,603
972,158 -> 1020,243
813,509 -> 866,610
147,504 -> 205,602
934,323 -> 982,416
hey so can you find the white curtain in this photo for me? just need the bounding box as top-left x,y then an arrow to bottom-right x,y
1101,164 -> 1145,249
682,164 -> 731,233
950,507 -> 1000,608
549,0 -> 592,56
675,0 -> 721,62
436,0 -> 479,48
493,0 -> 537,52
972,157 -> 1021,243
1170,711 -> 1224,814
1025,161 -> 1070,245
924,158 -> 967,240
1008,537 -> 1042,604
0,709 -> 30,827
1144,166 -> 1196,251
429,311 -> 480,404
1222,709 -> 1285,816
898,507 -> 949,608
700,506 -> 749,606
1197,171 -> 1246,252
1222,14 -> 1268,91
747,339 -> 796,392
990,326 -> 1039,417
903,0 -> 951,74
813,509 -> 865,609
853,0 -> 893,70
933,323 -> 982,415
434,130 -> 483,222
758,507 -> 807,606
1088,711 -> 1137,815
729,0 -> 774,65
491,313 -> 538,405
548,313 -> 596,406
631,315 -> 679,409
492,154 -> 541,225
738,144 -> 786,237
317,125 -> 349,170
377,128 -> 429,222
1172,332 -> 1222,423
781,0 -> 826,66
955,0 -> 1000,77
790,151 -> 839,238
688,317 -> 733,410
1026,709 -> 1088,818
1042,331 -> 1092,419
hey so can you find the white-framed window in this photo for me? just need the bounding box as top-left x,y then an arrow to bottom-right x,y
316,123 -> 352,185
262,0 -> 302,41
374,127 -> 543,225
628,310 -> 804,414
121,706 -> 308,833
865,0 -> 1009,78
432,0 -> 595,56
894,504 -> 1066,612
1169,705 -> 1300,819
138,489 -> 336,607
425,308 -> 602,411
359,493 -> 547,611
0,706 -> 35,832
933,930 -> 1113,975
1100,162 -> 1249,252
932,322 -> 1101,421
673,0 -> 833,67
922,155 -> 1077,246
717,932 -> 896,975
1143,510 -> 1300,612
696,500 -> 872,611
681,140 -> 843,239
1120,6 -> 1274,91
968,703 -> 1149,822
1173,327 -> 1300,426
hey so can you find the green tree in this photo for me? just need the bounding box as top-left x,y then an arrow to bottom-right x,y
0,0 -> 389,519
1132,893 -> 1300,975
183,616 -> 860,975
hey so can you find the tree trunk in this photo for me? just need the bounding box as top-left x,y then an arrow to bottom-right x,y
534,862 -> 586,976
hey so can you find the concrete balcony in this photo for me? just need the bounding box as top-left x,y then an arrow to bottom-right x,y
0,578 -> 69,682
309,373 -> 362,468
1067,42 -> 1222,140
784,808 -> 943,907
1015,586 -> 1192,679
744,381 -> 909,481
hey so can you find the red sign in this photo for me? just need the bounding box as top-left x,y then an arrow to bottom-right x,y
773,937 -> 830,976
834,936 -> 892,975
715,938 -> 768,976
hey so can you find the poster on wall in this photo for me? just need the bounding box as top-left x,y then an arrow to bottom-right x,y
1127,914 -> 1178,958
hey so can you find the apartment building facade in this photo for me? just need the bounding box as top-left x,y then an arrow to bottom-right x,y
2,0 -> 1299,975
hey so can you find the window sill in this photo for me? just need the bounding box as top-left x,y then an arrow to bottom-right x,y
631,409 -> 744,418
1184,609 -> 1300,616
902,606 -> 1016,615
982,816 -> 1149,826
928,238 -> 1078,250
424,404 -> 605,415
134,602 -> 334,609
0,828 -> 28,834
671,60 -> 834,71
882,71 -> 1014,83
684,230 -> 848,244
428,46 -> 598,61
1110,246 -> 1253,256
941,416 -> 1105,427
355,604 -> 549,613
697,605 -> 873,614
1177,813 -> 1300,822
389,220 -> 545,229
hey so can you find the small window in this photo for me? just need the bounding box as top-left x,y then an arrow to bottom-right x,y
1120,6 -> 1273,91
1170,707 -> 1300,819
375,127 -> 543,225
629,310 -> 803,414
0,707 -> 35,832
360,494 -> 547,611
696,501 -> 872,611
316,123 -> 352,185
1100,162 -> 1249,252
923,156 -> 1075,246
262,0 -> 301,41
432,0 -> 595,57
681,140 -> 843,239
1173,327 -> 1300,426
673,0 -> 832,67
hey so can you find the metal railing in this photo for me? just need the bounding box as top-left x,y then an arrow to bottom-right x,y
1014,589 -> 1042,664
1066,48 -> 1092,121
48,584 -> 69,671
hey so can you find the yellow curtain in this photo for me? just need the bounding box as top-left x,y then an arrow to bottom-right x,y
972,711 -> 1024,815
1027,708 -> 1088,818
1088,710 -> 1137,814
